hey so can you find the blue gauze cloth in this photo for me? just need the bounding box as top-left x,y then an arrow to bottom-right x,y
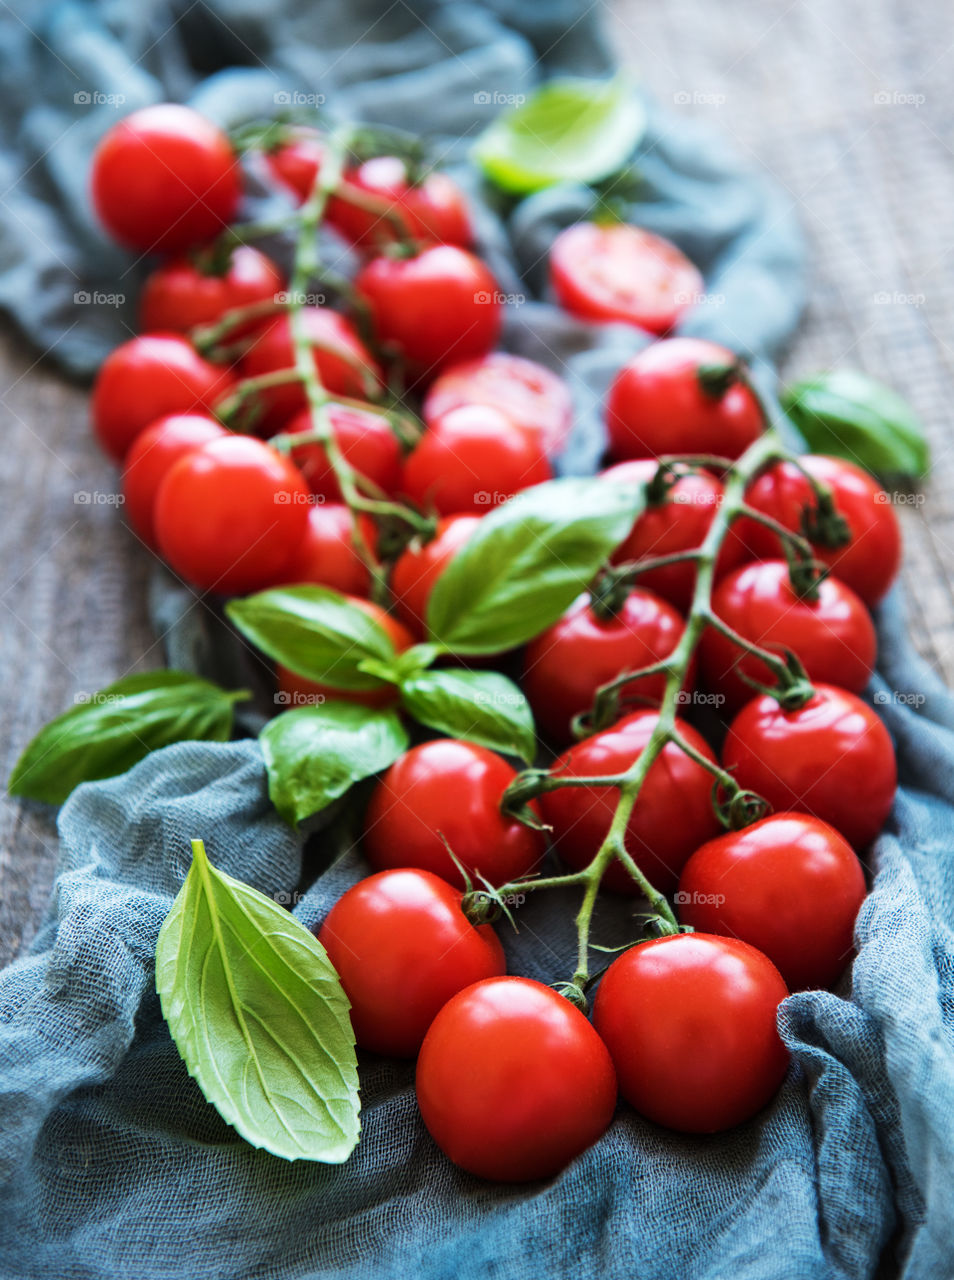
1,3 -> 952,1279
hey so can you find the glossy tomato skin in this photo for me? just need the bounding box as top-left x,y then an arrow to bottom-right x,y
329,156 -> 472,248
276,503 -> 376,597
282,405 -> 402,501
700,560 -> 877,712
91,104 -> 241,253
402,405 -> 552,516
423,353 -> 574,457
318,869 -> 504,1057
722,684 -> 897,850
678,814 -> 866,990
540,710 -> 721,894
363,739 -> 545,888
265,130 -> 327,204
593,933 -> 789,1133
417,976 -> 617,1181
550,223 -> 703,334
523,590 -> 690,746
606,338 -> 764,461
91,335 -> 235,462
735,455 -> 902,605
354,246 -> 501,382
390,514 -> 482,638
154,435 -> 309,595
139,246 -> 284,337
121,412 -> 227,548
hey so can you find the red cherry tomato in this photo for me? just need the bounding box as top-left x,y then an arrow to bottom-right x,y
540,710 -> 721,894
329,156 -> 472,248
390,515 -> 482,638
722,684 -> 897,850
91,334 -> 235,462
402,405 -> 552,516
734,455 -> 902,605
281,405 -> 402,501
240,309 -> 382,433
417,976 -> 617,1181
523,590 -> 691,745
601,459 -> 746,611
606,338 -> 764,461
276,597 -> 413,710
154,435 -> 309,595
90,104 -> 241,254
265,129 -> 328,204
593,933 -> 789,1133
121,412 -> 227,548
354,246 -> 501,382
700,560 -> 877,713
318,869 -> 504,1058
363,739 -> 545,888
549,222 -> 703,334
277,503 -> 377,597
423,353 -> 574,456
677,813 -> 866,990
139,246 -> 284,338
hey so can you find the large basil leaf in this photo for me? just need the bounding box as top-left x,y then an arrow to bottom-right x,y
399,668 -> 537,762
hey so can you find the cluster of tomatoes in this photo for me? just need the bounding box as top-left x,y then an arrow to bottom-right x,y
87,104 -> 903,1183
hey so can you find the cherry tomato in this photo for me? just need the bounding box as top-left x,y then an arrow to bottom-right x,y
423,353 -> 573,456
154,435 -> 309,595
91,335 -> 235,462
700,560 -> 877,713
523,590 -> 691,745
90,104 -> 241,253
329,156 -> 472,248
550,222 -> 703,334
734,455 -> 902,605
390,515 -> 482,638
606,338 -> 764,461
276,597 -> 412,710
677,813 -> 866,990
139,246 -> 284,338
402,405 -> 552,516
593,933 -> 789,1133
417,976 -> 617,1181
317,869 -> 504,1058
121,412 -> 227,548
722,683 -> 897,850
265,129 -> 327,204
363,739 -> 545,888
540,710 -> 721,894
601,460 -> 746,611
354,245 -> 501,382
282,404 -> 402,501
277,503 -> 377,597
240,309 -> 382,433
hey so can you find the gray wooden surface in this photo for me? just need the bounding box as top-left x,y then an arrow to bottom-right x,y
2,0 -> 953,968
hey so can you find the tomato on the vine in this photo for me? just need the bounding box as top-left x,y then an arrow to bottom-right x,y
264,129 -> 328,204
317,869 -> 504,1057
154,435 -> 309,595
417,976 -> 617,1181
700,559 -> 877,712
606,338 -> 764,461
363,739 -> 545,888
277,504 -> 377,597
90,104 -> 241,254
523,589 -> 691,745
329,156 -> 472,248
722,683 -> 897,849
139,246 -> 284,338
593,933 -> 789,1133
677,813 -> 866,990
540,710 -> 722,894
390,514 -> 482,638
91,335 -> 235,462
121,412 -> 227,548
550,222 -> 703,334
282,404 -> 402,501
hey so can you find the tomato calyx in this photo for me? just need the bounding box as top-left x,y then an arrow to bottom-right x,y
733,644 -> 816,712
713,780 -> 773,831
799,492 -> 853,549
696,357 -> 743,400
499,768 -> 555,831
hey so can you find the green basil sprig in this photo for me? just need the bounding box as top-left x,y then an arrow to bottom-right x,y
399,669 -> 536,762
156,839 -> 360,1163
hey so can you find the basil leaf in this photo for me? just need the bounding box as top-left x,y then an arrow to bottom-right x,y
260,700 -> 408,825
156,839 -> 360,1163
782,371 -> 930,479
426,478 -> 642,654
9,671 -> 245,805
472,75 -> 645,194
227,587 -> 396,691
400,669 -> 537,762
